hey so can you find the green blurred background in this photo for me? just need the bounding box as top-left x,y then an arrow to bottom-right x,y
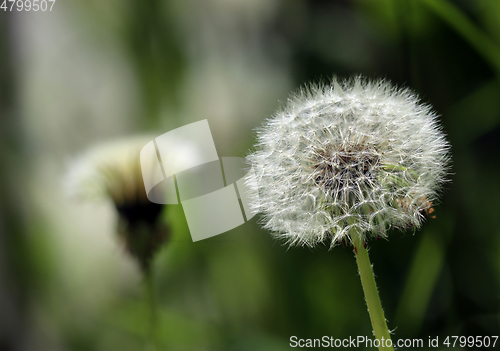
1,0 -> 499,350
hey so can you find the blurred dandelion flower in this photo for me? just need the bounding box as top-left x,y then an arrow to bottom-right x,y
246,76 -> 450,247
65,136 -> 168,272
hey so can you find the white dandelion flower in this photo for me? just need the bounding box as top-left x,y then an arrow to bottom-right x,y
246,77 -> 450,248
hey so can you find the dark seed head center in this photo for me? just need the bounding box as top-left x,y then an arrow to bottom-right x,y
312,144 -> 381,195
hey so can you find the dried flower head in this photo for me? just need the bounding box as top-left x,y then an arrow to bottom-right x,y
65,137 -> 169,271
246,77 -> 450,247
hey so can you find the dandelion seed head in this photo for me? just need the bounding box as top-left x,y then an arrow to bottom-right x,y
65,136 -> 168,271
246,77 -> 450,247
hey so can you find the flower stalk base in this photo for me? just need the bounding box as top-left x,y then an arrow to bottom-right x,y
353,235 -> 394,351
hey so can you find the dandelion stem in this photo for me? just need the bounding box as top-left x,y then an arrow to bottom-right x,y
353,235 -> 393,351
144,267 -> 158,351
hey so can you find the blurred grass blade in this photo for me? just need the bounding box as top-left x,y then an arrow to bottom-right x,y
421,0 -> 500,76
394,229 -> 445,334
447,80 -> 500,145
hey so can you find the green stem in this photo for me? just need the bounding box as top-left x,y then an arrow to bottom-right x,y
144,268 -> 158,351
353,235 -> 394,351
